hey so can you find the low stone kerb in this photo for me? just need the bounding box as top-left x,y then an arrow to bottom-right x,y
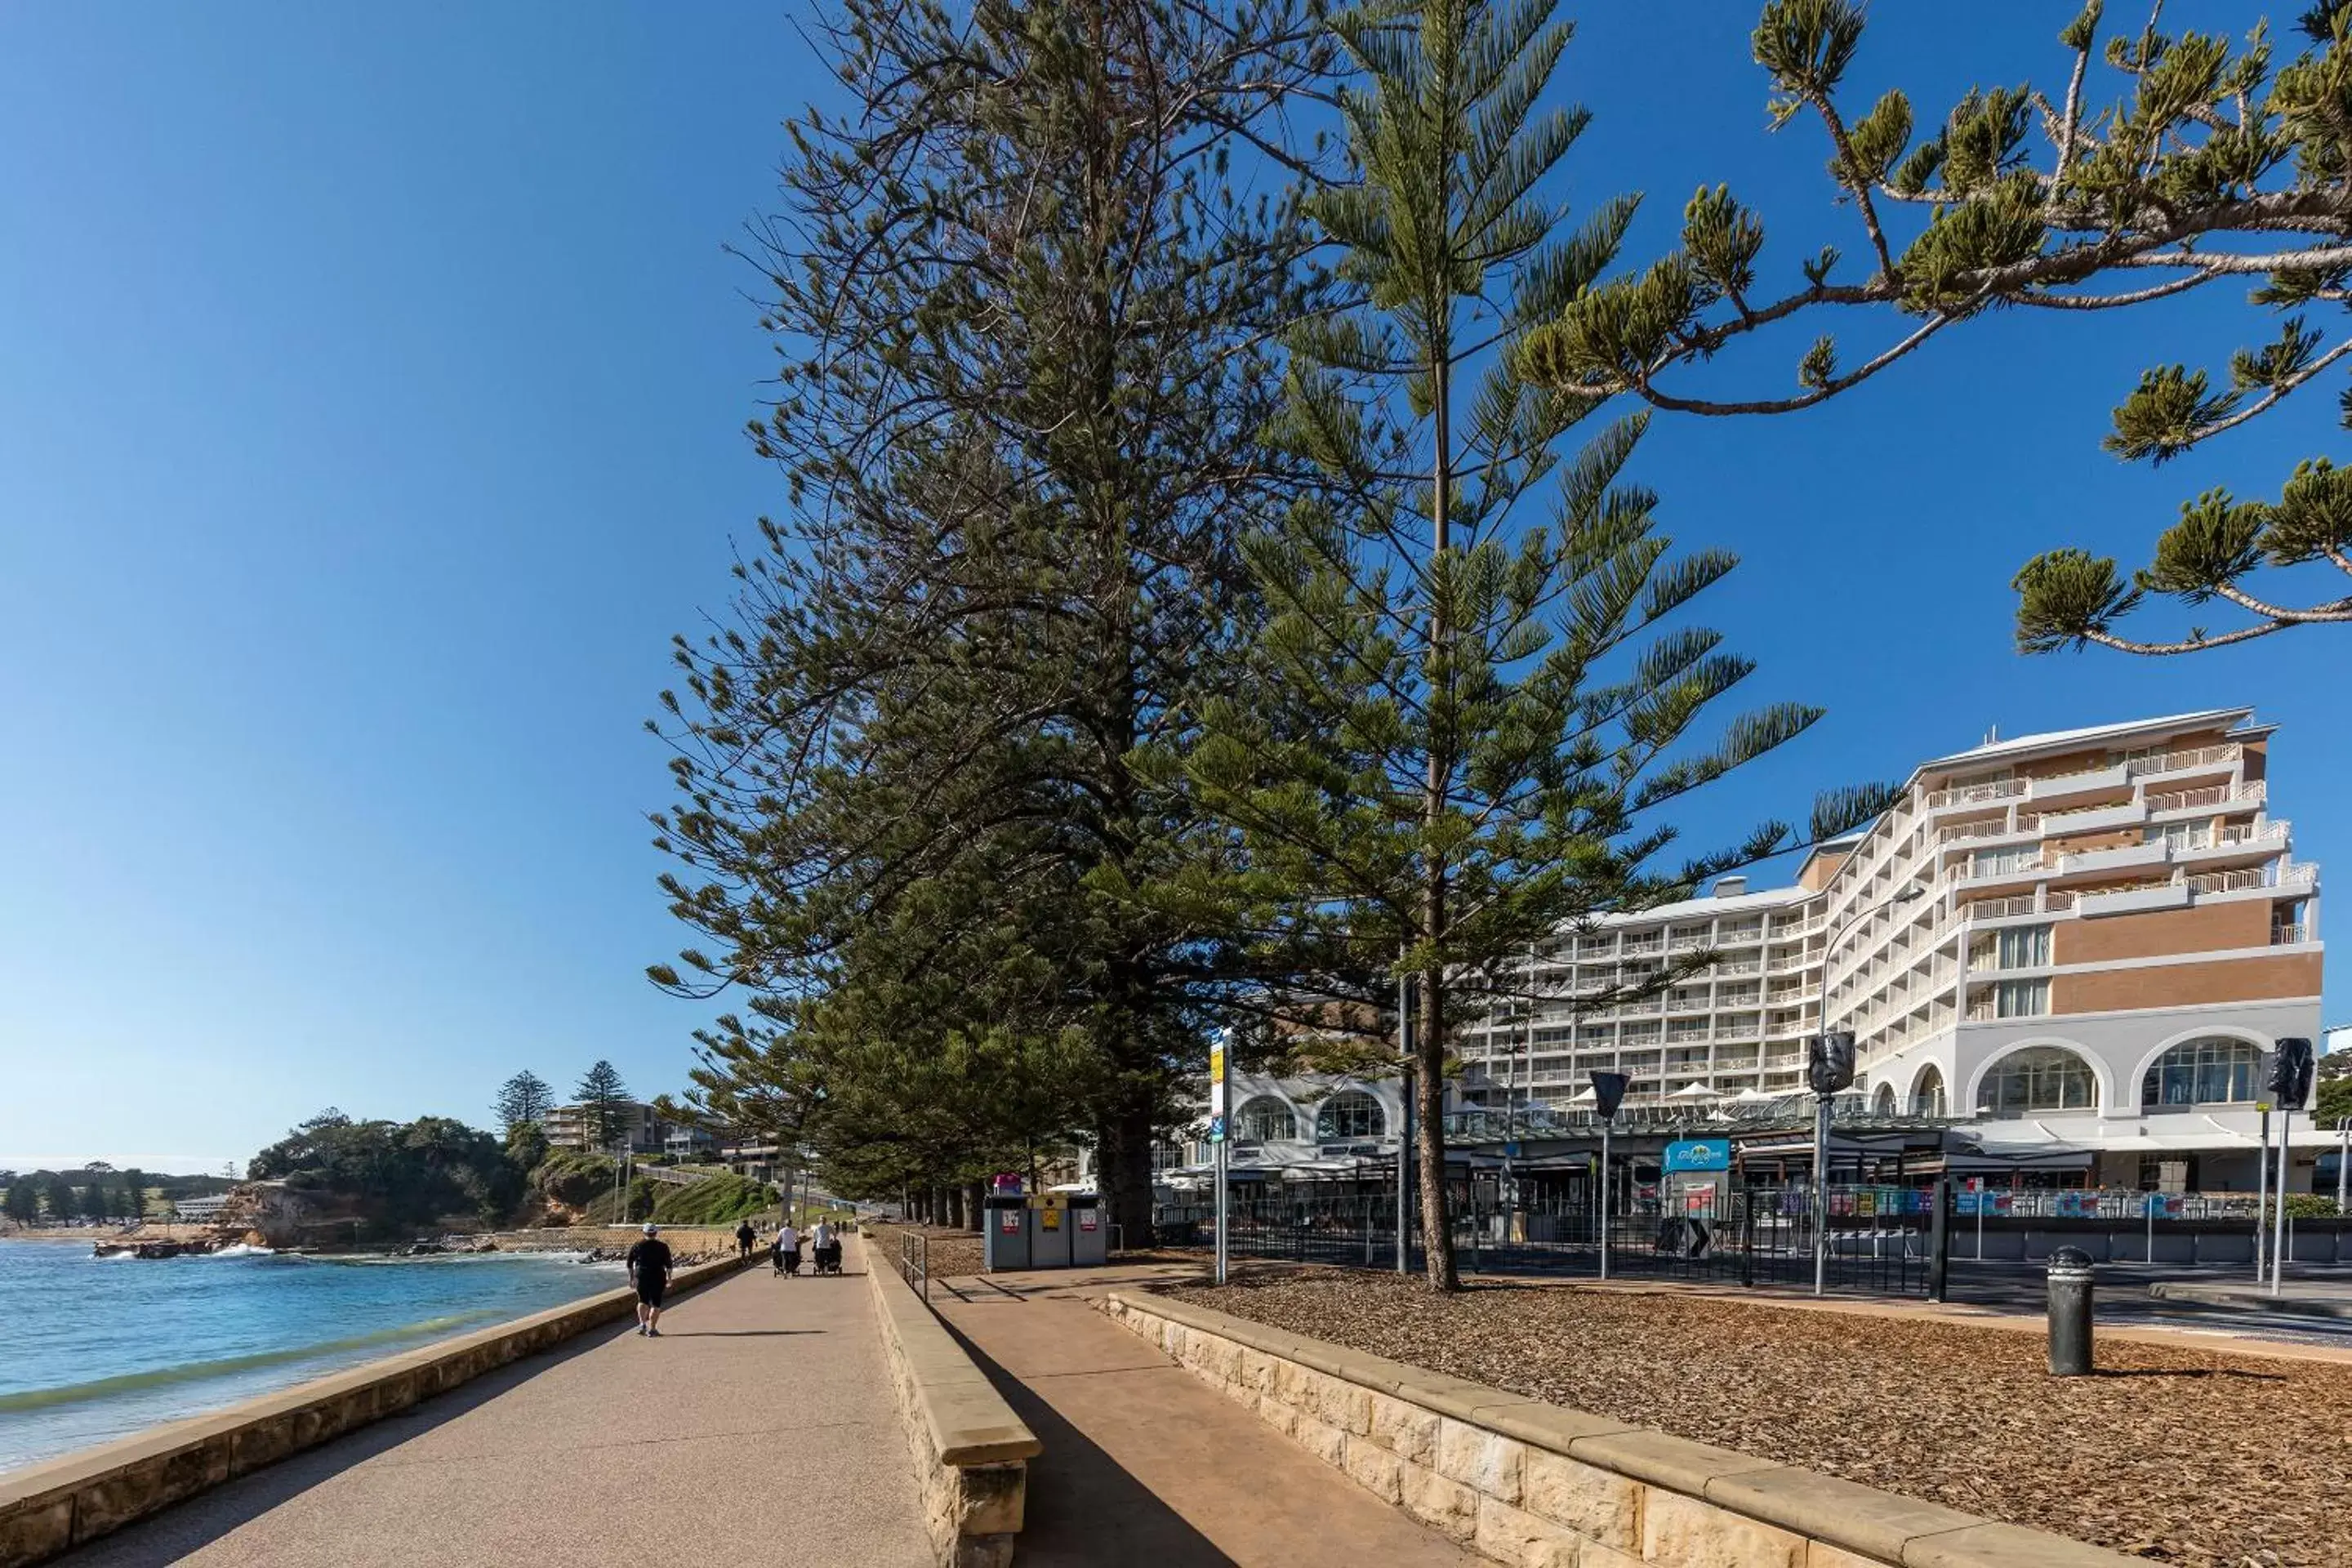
1105,1288 -> 2148,1568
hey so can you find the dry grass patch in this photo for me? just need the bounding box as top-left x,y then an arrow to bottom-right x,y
1166,1270 -> 2351,1566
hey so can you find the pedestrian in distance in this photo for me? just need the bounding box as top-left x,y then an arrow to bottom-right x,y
626,1222 -> 673,1337
812,1216 -> 840,1276
776,1217 -> 801,1277
734,1218 -> 755,1259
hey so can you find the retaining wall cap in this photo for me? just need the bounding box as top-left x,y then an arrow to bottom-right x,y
1562,1428 -> 1780,1496
1705,1465 -> 1984,1564
921,1384 -> 1045,1467
870,1256 -> 1040,1467
1468,1399 -> 1641,1452
1901,1521 -> 2145,1568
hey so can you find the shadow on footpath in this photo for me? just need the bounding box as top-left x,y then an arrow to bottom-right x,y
938,1320 -> 1236,1567
48,1318 -> 642,1568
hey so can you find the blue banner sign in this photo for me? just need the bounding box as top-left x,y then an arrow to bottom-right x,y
1662,1138 -> 1731,1174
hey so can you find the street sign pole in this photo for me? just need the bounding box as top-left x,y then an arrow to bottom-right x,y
2273,1105 -> 2292,1296
2256,1103 -> 2270,1285
1210,1028 -> 1232,1286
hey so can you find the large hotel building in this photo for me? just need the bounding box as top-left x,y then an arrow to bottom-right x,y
1455,708 -> 2325,1189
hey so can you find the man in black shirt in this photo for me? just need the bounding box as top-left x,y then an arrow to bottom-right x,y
734,1219 -> 755,1259
626,1223 -> 674,1338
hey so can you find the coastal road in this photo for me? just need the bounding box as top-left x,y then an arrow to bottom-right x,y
54,1251 -> 929,1568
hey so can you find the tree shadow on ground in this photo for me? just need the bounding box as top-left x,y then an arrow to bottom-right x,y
2092,1366 -> 2287,1381
938,1321 -> 1237,1567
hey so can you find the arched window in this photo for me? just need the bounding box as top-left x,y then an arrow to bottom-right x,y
1316,1090 -> 1386,1141
1872,1083 -> 1898,1116
1976,1047 -> 2097,1117
1235,1096 -> 1298,1143
2141,1037 -> 2263,1110
1911,1064 -> 1947,1119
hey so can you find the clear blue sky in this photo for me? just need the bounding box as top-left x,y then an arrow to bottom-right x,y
1,2 -> 2340,1174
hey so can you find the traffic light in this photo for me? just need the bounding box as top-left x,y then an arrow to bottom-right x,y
1589,1071 -> 1629,1120
1807,1031 -> 1857,1097
2269,1037 -> 2314,1110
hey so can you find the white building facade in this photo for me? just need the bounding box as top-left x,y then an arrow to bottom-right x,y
1467,710 -> 2328,1190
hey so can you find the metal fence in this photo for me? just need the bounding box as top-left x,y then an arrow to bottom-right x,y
1163,1182 -> 1944,1297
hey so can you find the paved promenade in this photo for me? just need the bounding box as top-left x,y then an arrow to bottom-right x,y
926,1266 -> 1476,1567
56,1253 -> 929,1568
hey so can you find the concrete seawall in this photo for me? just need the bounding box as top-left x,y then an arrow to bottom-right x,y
0,1254 -> 748,1566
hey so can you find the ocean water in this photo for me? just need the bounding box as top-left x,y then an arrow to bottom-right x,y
0,1239 -> 622,1472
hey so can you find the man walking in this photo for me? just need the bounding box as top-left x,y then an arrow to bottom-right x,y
734,1218 -> 755,1259
626,1222 -> 673,1337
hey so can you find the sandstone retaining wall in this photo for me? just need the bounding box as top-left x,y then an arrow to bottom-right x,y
0,1254 -> 749,1567
865,1241 -> 1039,1568
1104,1288 -> 2138,1568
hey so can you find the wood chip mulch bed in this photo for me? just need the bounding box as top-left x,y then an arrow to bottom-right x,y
1165,1270 -> 2350,1566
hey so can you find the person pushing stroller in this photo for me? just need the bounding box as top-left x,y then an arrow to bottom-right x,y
773,1218 -> 801,1276
811,1217 -> 841,1276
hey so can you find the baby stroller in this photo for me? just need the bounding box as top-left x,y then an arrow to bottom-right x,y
773,1241 -> 802,1276
813,1239 -> 844,1276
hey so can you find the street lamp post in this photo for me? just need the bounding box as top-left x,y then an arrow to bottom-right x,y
1589,1071 -> 1628,1281
1811,885 -> 1925,1298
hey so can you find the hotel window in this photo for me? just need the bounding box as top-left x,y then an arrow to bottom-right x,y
1235,1097 -> 1298,1143
1994,924 -> 2051,969
1316,1090 -> 1385,1141
1976,1046 -> 2097,1116
2145,822 -> 2214,851
1992,978 -> 2049,1018
2140,1037 -> 2262,1109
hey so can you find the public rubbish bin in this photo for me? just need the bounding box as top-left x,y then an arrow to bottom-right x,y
982,1195 -> 1031,1272
1031,1193 -> 1072,1268
1069,1193 -> 1107,1266
2047,1245 -> 2094,1376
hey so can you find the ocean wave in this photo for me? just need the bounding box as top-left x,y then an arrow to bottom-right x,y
0,1310 -> 503,1414
199,1244 -> 276,1259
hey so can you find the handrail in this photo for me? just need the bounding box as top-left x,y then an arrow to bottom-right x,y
899,1229 -> 929,1302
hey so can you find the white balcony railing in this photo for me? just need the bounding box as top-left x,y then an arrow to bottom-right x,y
2274,923 -> 2310,945
1926,779 -> 2029,809
2126,742 -> 2241,778
2145,779 -> 2264,814
1966,893 -> 2040,920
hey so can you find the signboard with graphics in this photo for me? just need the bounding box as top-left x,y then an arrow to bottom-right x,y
1208,1037 -> 1228,1142
1662,1138 -> 1732,1174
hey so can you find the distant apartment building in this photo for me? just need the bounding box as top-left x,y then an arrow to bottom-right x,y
544,1100 -> 665,1154
1466,709 -> 2324,1188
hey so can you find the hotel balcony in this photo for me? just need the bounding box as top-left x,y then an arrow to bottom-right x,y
2051,840 -> 2171,880
1923,778 -> 2029,816
2024,760 -> 2133,808
2126,742 -> 2242,785
2033,799 -> 2149,837
2145,779 -> 2264,817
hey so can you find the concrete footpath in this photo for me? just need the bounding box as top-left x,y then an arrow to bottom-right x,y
54,1252 -> 929,1568
926,1266 -> 1477,1568
2149,1277 -> 2352,1320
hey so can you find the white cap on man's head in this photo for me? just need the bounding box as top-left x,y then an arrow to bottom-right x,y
643,1223 -> 657,1234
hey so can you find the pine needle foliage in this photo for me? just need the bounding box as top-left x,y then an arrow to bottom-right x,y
645,0 -> 1337,1236
1511,1 -> 2352,655
1153,0 -> 1897,1290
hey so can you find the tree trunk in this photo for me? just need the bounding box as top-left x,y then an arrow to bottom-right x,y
1418,965 -> 1457,1290
947,1183 -> 966,1231
1097,1094 -> 1157,1246
964,1180 -> 985,1234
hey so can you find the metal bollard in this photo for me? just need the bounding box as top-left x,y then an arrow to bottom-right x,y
2046,1245 -> 2095,1377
